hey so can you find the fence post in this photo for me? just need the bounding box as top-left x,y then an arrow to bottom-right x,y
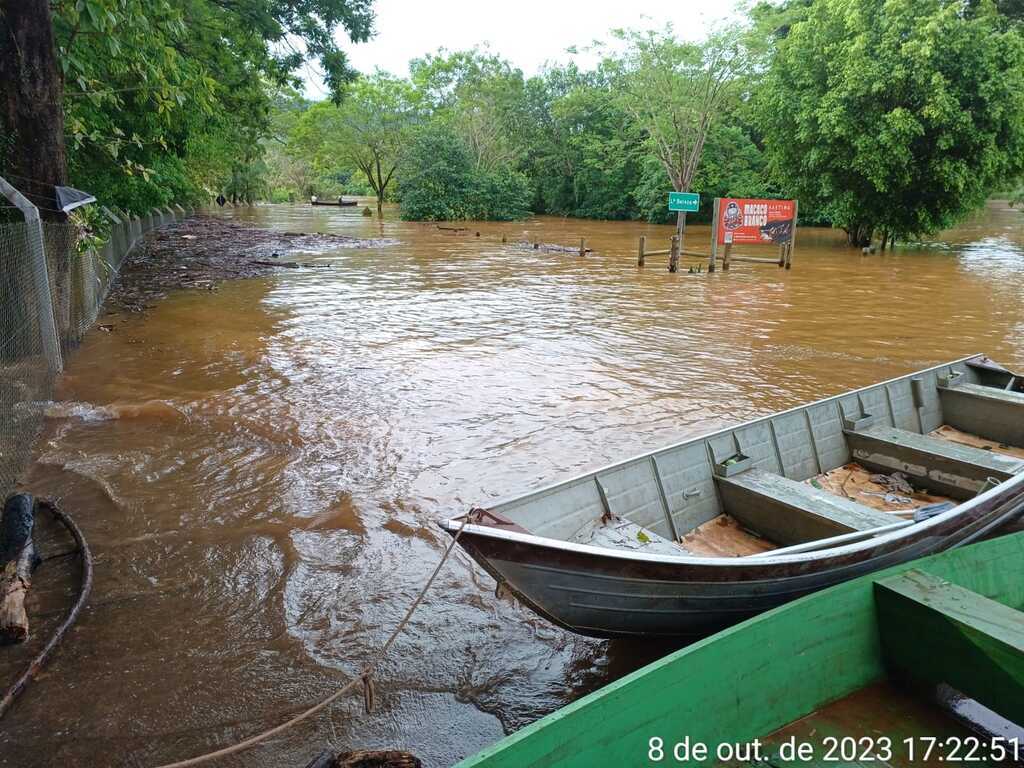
579,237 -> 586,257
723,242 -> 732,271
638,235 -> 646,267
0,175 -> 63,373
710,198 -> 720,273
789,200 -> 798,270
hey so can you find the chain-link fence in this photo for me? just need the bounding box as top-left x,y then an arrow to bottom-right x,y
1,187 -> 194,493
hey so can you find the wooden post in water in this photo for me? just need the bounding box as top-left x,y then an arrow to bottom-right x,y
708,198 -> 720,273
722,242 -> 733,271
668,235 -> 680,273
501,233 -> 507,244
789,200 -> 798,270
638,235 -> 646,267
579,238 -> 586,257
778,243 -> 786,267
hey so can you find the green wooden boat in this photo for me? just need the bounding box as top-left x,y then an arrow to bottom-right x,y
455,532 -> 1024,768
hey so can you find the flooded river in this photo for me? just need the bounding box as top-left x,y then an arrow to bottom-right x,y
3,201 -> 1023,766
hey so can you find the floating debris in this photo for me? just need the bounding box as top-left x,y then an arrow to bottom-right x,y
107,216 -> 396,313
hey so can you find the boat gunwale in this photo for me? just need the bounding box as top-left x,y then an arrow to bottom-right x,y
441,471 -> 1024,566
441,353 -> 1024,567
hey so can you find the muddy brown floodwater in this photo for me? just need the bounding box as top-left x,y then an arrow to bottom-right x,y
2,201 -> 1023,767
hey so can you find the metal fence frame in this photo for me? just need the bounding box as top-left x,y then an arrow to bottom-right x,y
0,174 -> 195,494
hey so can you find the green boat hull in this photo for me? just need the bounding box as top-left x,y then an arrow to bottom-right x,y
456,533 -> 1024,768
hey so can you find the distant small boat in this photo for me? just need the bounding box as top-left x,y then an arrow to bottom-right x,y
310,198 -> 358,207
453,531 -> 1024,767
441,354 -> 1024,639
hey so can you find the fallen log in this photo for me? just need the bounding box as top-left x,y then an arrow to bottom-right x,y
1,494 -> 40,644
0,499 -> 93,718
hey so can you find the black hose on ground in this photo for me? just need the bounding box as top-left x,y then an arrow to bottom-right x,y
0,498 -> 93,718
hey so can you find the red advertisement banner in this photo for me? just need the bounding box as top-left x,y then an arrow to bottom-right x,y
717,198 -> 796,245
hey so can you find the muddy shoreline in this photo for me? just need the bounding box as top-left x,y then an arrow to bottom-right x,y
107,215 -> 396,313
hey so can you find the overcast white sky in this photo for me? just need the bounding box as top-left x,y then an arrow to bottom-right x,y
302,0 -> 742,97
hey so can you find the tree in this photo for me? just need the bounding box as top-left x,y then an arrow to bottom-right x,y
758,0 -> 1024,247
398,122 -> 529,221
0,0 -> 68,217
608,27 -> 751,196
292,74 -> 419,215
605,25 -> 751,263
2,0 -> 376,216
410,49 -> 526,174
635,122 -> 770,223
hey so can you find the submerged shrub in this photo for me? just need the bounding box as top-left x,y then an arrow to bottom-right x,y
399,123 -> 530,221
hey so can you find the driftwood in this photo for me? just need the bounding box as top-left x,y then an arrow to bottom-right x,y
304,750 -> 423,768
0,499 -> 93,718
250,260 -> 333,270
436,225 -> 467,233
1,494 -> 40,644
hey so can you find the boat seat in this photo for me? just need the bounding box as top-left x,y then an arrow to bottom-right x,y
938,382 -> 1024,448
845,424 -> 1024,499
950,381 -> 1024,405
569,516 -> 686,556
716,468 -> 898,547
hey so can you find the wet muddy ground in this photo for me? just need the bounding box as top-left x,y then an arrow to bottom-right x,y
2,200 -> 1023,767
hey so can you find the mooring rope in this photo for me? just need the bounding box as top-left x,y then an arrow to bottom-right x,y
0,499 -> 94,718
153,512 -> 475,768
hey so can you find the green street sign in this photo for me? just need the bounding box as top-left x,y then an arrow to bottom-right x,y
668,191 -> 700,213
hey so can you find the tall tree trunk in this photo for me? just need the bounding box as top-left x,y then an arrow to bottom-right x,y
0,0 -> 74,345
0,0 -> 67,219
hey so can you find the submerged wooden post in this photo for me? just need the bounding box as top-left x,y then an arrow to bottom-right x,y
501,233 -> 507,244
710,197 -> 720,270
579,237 -> 586,257
668,235 -> 680,273
638,235 -> 646,267
778,243 -> 786,267
722,242 -> 733,271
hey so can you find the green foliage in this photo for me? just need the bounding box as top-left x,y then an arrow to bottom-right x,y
757,0 -> 1024,243
398,123 -> 529,221
518,66 -> 643,219
635,123 -> 771,223
52,0 -> 374,212
290,74 -> 420,212
604,25 -> 753,194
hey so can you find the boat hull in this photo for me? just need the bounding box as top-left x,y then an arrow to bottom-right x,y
449,478 -> 1024,638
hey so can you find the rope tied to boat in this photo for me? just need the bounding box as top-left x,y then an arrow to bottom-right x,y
153,511 -> 476,768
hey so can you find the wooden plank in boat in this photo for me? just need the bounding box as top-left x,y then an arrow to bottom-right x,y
678,514 -> 775,557
930,425 -> 1024,460
875,568 -> 1024,726
845,424 -> 1024,498
717,468 -> 897,546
